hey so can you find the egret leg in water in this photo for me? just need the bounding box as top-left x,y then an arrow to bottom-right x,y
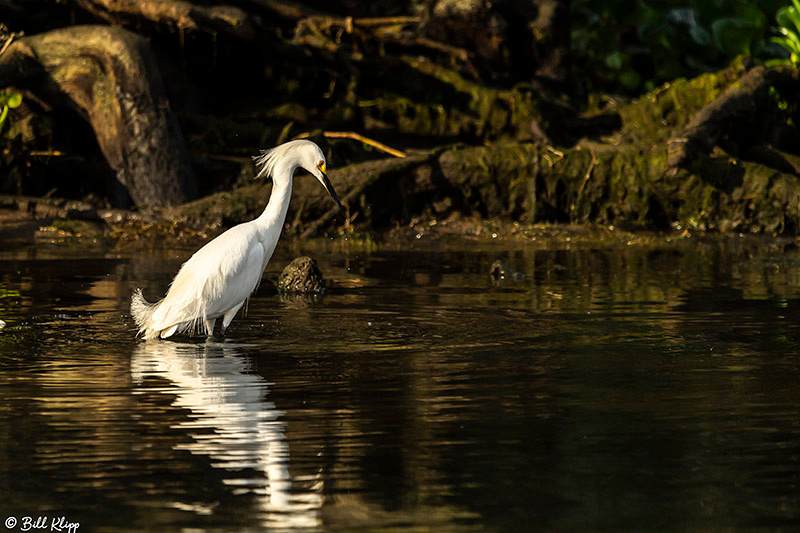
130,140 -> 345,340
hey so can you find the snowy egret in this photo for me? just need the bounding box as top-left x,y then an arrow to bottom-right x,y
131,139 -> 345,340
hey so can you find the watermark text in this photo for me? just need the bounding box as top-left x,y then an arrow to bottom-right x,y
4,516 -> 79,533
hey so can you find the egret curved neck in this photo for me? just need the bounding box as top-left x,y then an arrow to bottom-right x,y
257,176 -> 293,236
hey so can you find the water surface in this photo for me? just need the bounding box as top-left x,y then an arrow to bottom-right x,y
1,238 -> 799,531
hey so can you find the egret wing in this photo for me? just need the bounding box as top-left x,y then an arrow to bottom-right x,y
149,224 -> 264,333
204,238 -> 266,319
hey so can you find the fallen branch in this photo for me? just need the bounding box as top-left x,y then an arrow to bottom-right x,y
666,65 -> 791,172
0,33 -> 16,56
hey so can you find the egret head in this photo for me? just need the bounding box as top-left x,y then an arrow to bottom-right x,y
253,140 -> 345,218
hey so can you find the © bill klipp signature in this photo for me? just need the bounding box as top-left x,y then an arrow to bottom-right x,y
4,516 -> 79,533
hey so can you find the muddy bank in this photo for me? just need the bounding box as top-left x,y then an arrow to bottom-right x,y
3,192 -> 798,263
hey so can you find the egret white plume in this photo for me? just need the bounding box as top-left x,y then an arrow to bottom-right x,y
131,139 -> 344,340
252,140 -> 310,179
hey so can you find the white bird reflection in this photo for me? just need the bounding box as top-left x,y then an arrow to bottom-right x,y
131,340 -> 322,528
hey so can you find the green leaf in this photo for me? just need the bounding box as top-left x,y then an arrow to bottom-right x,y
777,28 -> 800,55
776,8 -> 793,32
789,4 -> 800,31
619,70 -> 641,89
777,6 -> 800,35
605,51 -> 626,70
689,25 -> 712,46
0,105 -> 8,132
637,21 -> 665,44
764,57 -> 792,67
732,4 -> 767,29
6,92 -> 21,109
712,17 -> 758,55
772,35 -> 799,58
666,8 -> 699,26
635,1 -> 661,28
773,33 -> 798,53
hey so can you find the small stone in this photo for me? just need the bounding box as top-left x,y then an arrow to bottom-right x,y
278,256 -> 325,293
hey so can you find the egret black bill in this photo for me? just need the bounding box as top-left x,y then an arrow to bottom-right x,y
321,171 -> 345,218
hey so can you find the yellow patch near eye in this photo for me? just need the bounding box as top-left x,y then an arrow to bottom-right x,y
319,160 -> 327,174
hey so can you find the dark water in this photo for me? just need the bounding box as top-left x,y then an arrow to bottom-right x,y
1,237 -> 800,531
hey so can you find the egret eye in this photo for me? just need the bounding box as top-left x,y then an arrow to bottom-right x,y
318,160 -> 326,174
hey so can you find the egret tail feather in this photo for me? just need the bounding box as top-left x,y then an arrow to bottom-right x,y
131,288 -> 160,338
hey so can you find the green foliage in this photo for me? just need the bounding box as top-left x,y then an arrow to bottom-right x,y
770,0 -> 800,66
572,1 -> 787,95
0,89 -> 22,134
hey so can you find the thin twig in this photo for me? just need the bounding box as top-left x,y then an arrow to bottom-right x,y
353,16 -> 421,28
29,150 -> 65,157
574,149 -> 598,212
0,34 -> 15,56
294,131 -> 406,158
382,33 -> 472,62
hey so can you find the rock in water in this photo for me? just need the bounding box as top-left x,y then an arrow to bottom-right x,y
278,256 -> 325,293
490,259 -> 525,283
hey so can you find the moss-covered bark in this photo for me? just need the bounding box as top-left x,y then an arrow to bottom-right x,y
163,47 -> 798,237
357,57 -> 546,141
0,25 -> 197,208
172,142 -> 799,237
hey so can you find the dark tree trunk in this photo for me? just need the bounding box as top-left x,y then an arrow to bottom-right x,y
528,0 -> 571,87
0,25 -> 197,208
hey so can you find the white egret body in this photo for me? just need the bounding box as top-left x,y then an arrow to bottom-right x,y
131,140 -> 344,340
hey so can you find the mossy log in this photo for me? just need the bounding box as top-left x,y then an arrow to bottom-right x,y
666,65 -> 796,172
0,25 -> 196,208
172,138 -> 799,236
173,59 -> 800,236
